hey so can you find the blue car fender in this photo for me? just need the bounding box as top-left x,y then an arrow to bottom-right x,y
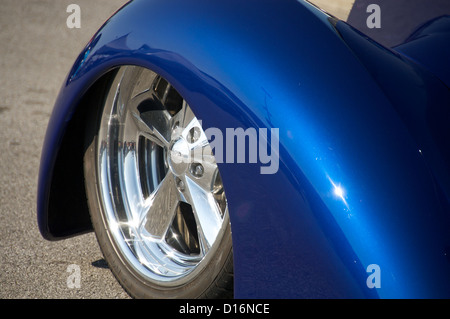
38,0 -> 450,298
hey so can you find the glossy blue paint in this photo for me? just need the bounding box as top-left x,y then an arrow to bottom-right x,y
38,0 -> 450,298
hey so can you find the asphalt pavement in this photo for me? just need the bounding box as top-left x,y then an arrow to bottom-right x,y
0,0 -> 129,298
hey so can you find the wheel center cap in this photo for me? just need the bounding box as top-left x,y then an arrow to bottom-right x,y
168,137 -> 190,176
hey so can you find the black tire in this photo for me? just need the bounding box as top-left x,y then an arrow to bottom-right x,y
83,67 -> 234,298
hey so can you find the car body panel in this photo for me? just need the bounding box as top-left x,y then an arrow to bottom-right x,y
394,15 -> 450,88
38,0 -> 450,298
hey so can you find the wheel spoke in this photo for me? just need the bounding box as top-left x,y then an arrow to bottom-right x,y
141,172 -> 180,240
139,109 -> 171,147
128,91 -> 172,148
170,100 -> 196,132
184,176 -> 223,255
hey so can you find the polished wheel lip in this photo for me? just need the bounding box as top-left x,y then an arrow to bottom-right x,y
96,66 -> 229,286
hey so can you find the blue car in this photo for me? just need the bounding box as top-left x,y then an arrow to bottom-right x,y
37,0 -> 450,298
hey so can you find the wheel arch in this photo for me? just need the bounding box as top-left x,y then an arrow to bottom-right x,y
37,69 -> 118,240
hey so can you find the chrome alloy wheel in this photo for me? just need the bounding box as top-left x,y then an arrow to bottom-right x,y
92,66 -> 230,291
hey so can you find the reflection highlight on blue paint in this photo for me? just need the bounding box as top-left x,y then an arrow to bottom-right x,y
327,176 -> 350,211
